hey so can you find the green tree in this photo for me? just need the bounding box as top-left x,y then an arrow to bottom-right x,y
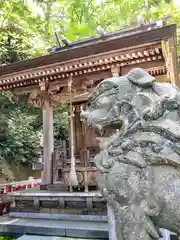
0,0 -> 69,168
0,0 -> 47,63
32,0 -> 178,42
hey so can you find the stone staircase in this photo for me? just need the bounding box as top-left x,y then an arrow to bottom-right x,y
0,212 -> 108,239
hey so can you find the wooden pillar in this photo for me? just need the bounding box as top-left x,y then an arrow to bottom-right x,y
75,105 -> 83,154
41,100 -> 54,190
162,37 -> 179,87
84,170 -> 88,193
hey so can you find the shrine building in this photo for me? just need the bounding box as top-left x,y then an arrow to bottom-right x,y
0,21 -> 178,191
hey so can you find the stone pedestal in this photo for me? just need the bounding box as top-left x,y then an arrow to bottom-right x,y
107,204 -> 117,240
159,229 -> 178,240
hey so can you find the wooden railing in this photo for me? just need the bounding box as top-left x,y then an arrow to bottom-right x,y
0,179 -> 40,216
59,149 -> 96,168
0,178 -> 41,194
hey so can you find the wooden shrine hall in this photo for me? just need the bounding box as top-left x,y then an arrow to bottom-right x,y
0,21 -> 178,192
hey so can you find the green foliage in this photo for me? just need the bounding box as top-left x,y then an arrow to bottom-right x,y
7,109 -> 40,164
0,94 -> 41,165
31,0 -> 179,42
0,237 -> 15,240
0,0 -> 180,170
54,105 -> 69,145
0,93 -> 69,165
0,0 -> 69,167
0,0 -> 46,64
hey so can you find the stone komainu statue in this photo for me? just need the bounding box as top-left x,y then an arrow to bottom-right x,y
81,68 -> 180,240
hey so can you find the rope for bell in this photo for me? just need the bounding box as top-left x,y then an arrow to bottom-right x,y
68,78 -> 78,187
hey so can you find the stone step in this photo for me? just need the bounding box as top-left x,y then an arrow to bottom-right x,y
47,184 -> 69,192
10,207 -> 107,217
9,212 -> 108,222
0,215 -> 108,239
17,235 -> 100,240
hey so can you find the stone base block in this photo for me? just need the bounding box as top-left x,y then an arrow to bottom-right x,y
40,184 -> 48,190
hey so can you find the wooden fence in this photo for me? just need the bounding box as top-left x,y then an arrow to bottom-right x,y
0,178 -> 41,194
